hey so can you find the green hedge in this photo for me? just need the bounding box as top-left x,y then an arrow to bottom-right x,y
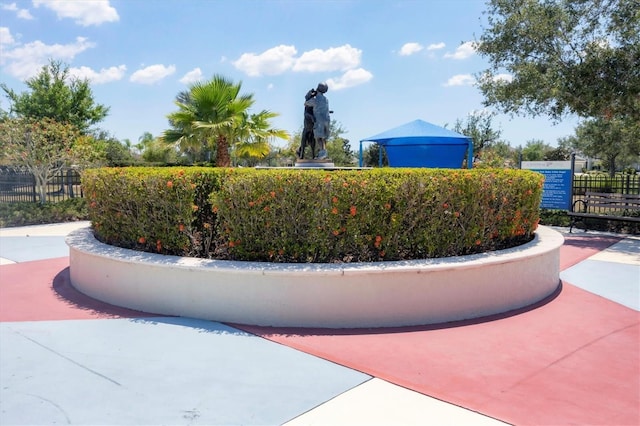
83,167 -> 543,262
0,198 -> 88,227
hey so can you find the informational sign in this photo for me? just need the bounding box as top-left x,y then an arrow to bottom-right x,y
522,161 -> 573,210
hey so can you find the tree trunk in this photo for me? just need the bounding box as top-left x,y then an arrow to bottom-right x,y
216,135 -> 231,167
34,172 -> 47,204
607,154 -> 617,178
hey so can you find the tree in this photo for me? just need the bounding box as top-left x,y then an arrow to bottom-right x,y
0,117 -> 79,203
326,122 -> 356,166
476,0 -> 640,122
568,117 -> 640,176
162,75 -> 286,167
90,130 -> 137,166
475,139 -> 519,168
450,111 -> 502,156
1,60 -> 109,134
543,146 -> 572,161
286,121 -> 355,166
520,139 -> 553,161
362,143 -> 389,167
232,110 -> 289,165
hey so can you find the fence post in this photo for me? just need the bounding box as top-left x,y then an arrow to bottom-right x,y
31,173 -> 37,203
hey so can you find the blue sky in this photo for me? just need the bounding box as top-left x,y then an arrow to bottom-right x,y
0,0 -> 580,150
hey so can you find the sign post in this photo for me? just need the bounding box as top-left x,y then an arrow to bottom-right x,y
522,159 -> 574,210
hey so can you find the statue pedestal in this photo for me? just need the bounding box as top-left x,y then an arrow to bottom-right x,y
295,159 -> 335,168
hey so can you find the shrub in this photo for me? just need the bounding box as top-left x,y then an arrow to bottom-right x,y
212,168 -> 543,262
0,198 -> 88,227
84,167 -> 543,262
83,167 -> 223,256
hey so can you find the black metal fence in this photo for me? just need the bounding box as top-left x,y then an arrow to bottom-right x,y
573,173 -> 639,196
0,167 -> 82,203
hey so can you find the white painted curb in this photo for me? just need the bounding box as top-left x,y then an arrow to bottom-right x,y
67,226 -> 563,328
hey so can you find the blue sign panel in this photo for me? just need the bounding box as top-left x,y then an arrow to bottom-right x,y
522,161 -> 573,210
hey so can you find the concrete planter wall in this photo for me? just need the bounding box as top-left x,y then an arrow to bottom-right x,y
67,226 -> 563,328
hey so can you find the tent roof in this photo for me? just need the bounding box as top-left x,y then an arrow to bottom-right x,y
361,119 -> 471,145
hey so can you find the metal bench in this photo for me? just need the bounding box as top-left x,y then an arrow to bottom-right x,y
568,191 -> 640,232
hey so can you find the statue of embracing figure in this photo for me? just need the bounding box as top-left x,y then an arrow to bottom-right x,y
297,82 -> 330,160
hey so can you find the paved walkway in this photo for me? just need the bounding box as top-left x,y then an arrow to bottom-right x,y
0,222 -> 638,425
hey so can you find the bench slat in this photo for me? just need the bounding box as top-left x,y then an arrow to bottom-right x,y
569,191 -> 640,232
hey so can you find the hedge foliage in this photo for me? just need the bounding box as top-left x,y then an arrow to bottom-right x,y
83,167 -> 543,262
0,198 -> 87,227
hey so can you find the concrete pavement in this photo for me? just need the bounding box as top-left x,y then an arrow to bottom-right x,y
0,222 -> 638,425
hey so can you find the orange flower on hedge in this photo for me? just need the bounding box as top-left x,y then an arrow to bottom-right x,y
332,229 -> 340,236
332,196 -> 338,204
384,203 -> 391,210
166,180 -> 173,188
374,235 -> 382,248
138,236 -> 146,244
192,204 -> 199,212
475,239 -> 482,245
178,223 -> 185,232
156,240 -> 162,252
331,207 -> 338,214
349,205 -> 357,216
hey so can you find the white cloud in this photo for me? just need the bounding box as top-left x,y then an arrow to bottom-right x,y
33,0 -> 119,26
0,36 -> 95,80
69,64 -> 126,84
130,64 -> 176,84
1,2 -> 34,19
179,67 -> 203,84
293,44 -> 361,72
427,42 -> 445,51
326,68 -> 373,91
443,74 -> 476,87
233,45 -> 297,77
232,43 -> 367,92
444,41 -> 476,60
0,27 -> 15,45
492,73 -> 513,83
399,42 -> 423,56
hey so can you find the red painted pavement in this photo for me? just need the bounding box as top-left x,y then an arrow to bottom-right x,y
1,234 -> 637,424
238,234 -> 639,426
559,234 -> 623,270
0,258 -> 155,322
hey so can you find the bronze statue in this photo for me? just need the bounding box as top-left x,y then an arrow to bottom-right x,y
297,82 -> 331,160
297,88 -> 317,159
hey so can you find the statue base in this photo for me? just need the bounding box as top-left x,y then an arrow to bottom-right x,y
295,159 -> 335,168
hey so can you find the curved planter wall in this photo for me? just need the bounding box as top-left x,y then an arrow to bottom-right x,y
67,226 -> 563,328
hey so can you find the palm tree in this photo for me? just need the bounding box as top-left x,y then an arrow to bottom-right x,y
162,75 -> 255,166
233,110 -> 289,164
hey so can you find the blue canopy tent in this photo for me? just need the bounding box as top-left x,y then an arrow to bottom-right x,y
359,119 -> 473,168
